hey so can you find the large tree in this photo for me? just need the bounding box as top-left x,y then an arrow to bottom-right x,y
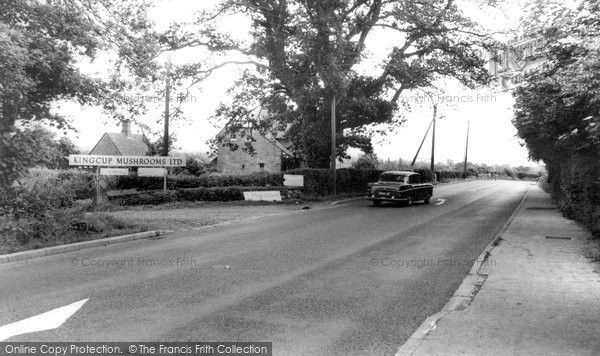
513,0 -> 600,164
512,0 -> 600,235
0,0 -> 159,187
163,0 -> 497,167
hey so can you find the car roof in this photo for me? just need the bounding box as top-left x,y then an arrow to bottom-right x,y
381,171 -> 419,176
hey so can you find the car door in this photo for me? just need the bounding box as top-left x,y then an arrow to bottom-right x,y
408,174 -> 426,199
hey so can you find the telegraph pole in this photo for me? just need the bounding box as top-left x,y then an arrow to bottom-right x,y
411,118 -> 433,167
162,56 -> 171,157
162,57 -> 171,191
331,95 -> 337,196
430,113 -> 436,172
463,121 -> 470,179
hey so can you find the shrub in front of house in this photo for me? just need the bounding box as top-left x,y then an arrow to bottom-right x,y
113,186 -> 291,205
56,169 -> 95,199
176,187 -> 244,202
112,190 -> 178,206
1,168 -> 79,244
435,170 -> 463,180
112,172 -> 284,191
283,168 -> 383,195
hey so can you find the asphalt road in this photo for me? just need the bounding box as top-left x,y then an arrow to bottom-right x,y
0,180 -> 530,355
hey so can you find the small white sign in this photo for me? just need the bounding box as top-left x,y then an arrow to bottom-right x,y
100,168 -> 129,176
243,191 -> 282,201
284,174 -> 304,187
138,168 -> 166,177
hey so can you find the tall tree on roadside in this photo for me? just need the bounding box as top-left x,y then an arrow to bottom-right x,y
0,0 -> 159,187
512,0 -> 600,235
162,0 -> 497,167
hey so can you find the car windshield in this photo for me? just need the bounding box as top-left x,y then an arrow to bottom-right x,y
379,173 -> 407,182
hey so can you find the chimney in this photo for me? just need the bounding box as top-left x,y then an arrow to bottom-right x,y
121,119 -> 131,137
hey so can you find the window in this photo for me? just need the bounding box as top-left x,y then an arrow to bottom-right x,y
259,163 -> 265,172
241,164 -> 245,170
380,173 -> 406,182
409,175 -> 421,184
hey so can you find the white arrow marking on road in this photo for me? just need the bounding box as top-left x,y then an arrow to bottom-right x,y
0,298 -> 88,341
435,198 -> 447,206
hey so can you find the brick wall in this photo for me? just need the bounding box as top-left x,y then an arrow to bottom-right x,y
217,134 -> 283,175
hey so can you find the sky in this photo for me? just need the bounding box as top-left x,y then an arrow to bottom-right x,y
59,0 -> 537,167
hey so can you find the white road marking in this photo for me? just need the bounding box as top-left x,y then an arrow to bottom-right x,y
435,198 -> 447,206
469,183 -> 498,192
0,298 -> 88,341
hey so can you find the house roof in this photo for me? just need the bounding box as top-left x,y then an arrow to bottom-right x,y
271,138 -> 293,156
89,132 -> 148,156
107,133 -> 148,156
215,106 -> 296,157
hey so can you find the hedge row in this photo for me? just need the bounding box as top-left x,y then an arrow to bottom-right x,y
58,167 -> 458,204
548,154 -> 600,237
56,170 -> 95,200
111,186 -> 291,206
110,168 -> 383,196
435,170 -> 466,180
281,168 -> 383,195
112,172 -> 283,191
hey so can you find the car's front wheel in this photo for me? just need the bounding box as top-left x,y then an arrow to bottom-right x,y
424,197 -> 430,204
372,200 -> 381,207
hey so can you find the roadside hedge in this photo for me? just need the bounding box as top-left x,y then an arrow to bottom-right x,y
112,172 -> 283,191
548,154 -> 600,237
435,170 -> 464,180
61,167 -> 479,205
111,186 -> 291,206
56,169 -> 95,199
282,168 -> 382,195
110,168 -> 382,196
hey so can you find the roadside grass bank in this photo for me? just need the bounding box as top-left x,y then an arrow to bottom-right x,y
0,203 -> 147,255
0,192 -> 364,255
99,192 -> 366,231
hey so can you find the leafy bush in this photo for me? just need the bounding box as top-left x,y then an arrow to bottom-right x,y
435,170 -> 464,180
112,191 -> 178,206
57,169 -> 95,199
112,172 -> 284,191
283,168 -> 382,195
516,172 -> 540,180
113,186 -> 291,205
176,187 -> 244,202
412,168 -> 435,182
550,154 -> 600,237
0,169 -> 78,243
351,153 -> 379,170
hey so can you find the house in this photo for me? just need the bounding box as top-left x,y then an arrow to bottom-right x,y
215,110 -> 303,174
89,120 -> 149,156
216,128 -> 302,174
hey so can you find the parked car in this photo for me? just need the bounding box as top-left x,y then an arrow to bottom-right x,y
366,171 -> 433,207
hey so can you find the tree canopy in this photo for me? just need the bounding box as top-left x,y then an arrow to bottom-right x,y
0,0 -> 158,187
512,0 -> 600,235
513,0 -> 600,164
163,0 -> 497,167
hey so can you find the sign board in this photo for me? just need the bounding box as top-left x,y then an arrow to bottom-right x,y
138,168 -> 167,177
100,168 -> 129,176
243,191 -> 282,202
484,37 -> 548,90
284,174 -> 304,187
69,155 -> 185,167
